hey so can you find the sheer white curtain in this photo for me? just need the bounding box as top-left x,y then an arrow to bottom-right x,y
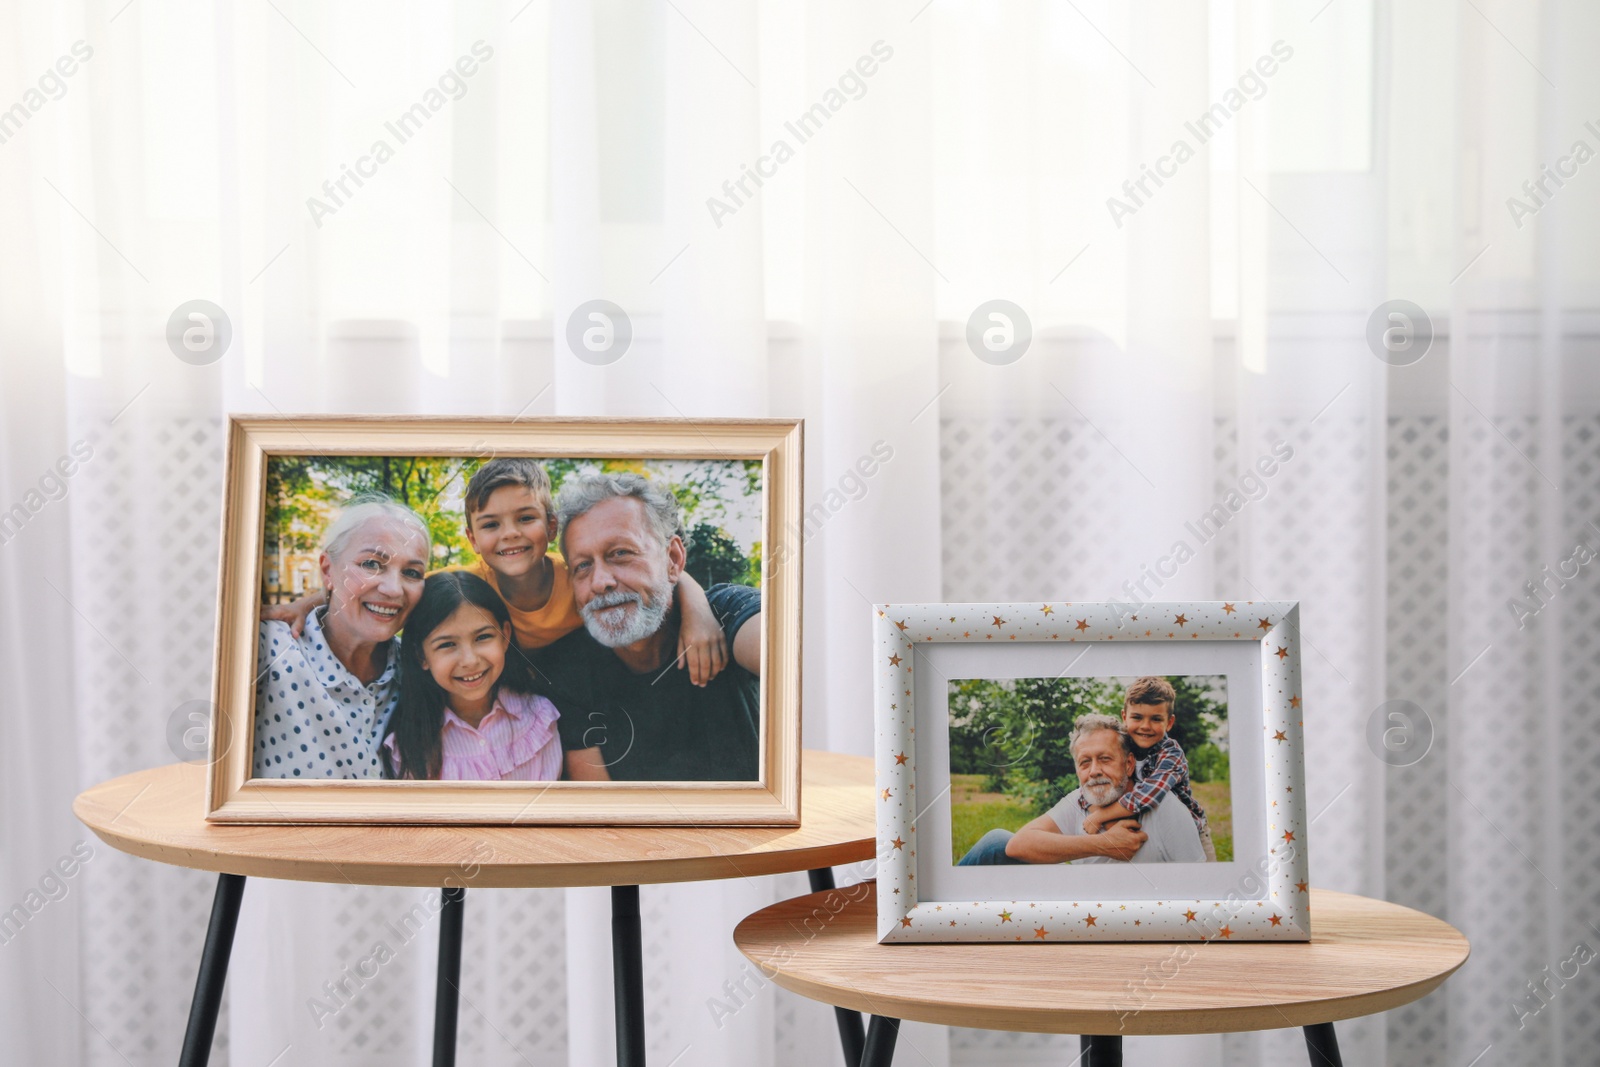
3,0 -> 1598,1064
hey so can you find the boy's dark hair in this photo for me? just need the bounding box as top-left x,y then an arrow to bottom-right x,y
384,571 -> 534,780
1123,676 -> 1177,715
464,458 -> 555,526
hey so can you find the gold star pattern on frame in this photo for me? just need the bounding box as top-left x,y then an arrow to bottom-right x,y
873,598 -> 1309,945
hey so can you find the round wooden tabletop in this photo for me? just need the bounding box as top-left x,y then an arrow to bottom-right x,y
734,886 -> 1469,1036
73,751 -> 875,889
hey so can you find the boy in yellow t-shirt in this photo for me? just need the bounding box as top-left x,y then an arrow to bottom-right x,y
450,457 -> 727,680
265,458 -> 730,684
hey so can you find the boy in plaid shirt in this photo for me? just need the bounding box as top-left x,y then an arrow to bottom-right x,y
1081,676 -> 1217,861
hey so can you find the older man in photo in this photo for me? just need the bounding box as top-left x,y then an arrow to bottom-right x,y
957,713 -> 1206,865
534,471 -> 763,781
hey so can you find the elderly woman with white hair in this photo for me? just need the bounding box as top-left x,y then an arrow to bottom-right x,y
252,494 -> 431,779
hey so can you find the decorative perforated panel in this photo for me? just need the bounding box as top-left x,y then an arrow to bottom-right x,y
62,408 -> 1600,1066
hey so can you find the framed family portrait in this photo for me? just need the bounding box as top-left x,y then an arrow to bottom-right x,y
204,415 -> 802,825
873,601 -> 1309,942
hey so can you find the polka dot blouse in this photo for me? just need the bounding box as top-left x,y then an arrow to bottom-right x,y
252,607 -> 401,779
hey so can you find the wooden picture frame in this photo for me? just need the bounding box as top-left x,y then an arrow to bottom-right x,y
873,600 -> 1310,942
206,415 -> 802,825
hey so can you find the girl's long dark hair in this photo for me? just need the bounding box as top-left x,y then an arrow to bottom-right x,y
385,571 -> 533,779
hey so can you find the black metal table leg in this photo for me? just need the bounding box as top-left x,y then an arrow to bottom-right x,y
809,867 -> 867,1066
432,887 -> 466,1067
860,1015 -> 899,1066
613,885 -> 646,1067
1081,1034 -> 1124,1066
178,873 -> 246,1067
1304,1021 -> 1344,1066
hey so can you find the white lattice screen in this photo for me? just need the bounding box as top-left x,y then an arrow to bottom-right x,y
65,407 -> 1600,1065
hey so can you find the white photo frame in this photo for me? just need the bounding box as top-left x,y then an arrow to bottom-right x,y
873,601 -> 1310,943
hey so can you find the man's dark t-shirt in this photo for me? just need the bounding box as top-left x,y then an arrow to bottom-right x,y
529,583 -> 761,781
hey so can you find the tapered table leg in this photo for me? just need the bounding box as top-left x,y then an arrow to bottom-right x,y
808,867 -> 867,1066
1080,1034 -> 1124,1066
613,885 -> 646,1067
178,874 -> 246,1067
1304,1021 -> 1344,1066
432,887 -> 466,1067
860,1015 -> 899,1067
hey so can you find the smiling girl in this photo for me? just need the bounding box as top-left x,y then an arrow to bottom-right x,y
382,570 -> 577,781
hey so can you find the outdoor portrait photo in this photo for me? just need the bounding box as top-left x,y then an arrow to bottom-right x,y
252,449 -> 766,787
948,674 -> 1230,867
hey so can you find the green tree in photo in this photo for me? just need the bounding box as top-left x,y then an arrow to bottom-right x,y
323,456 -> 479,566
263,456 -> 323,555
742,540 -> 762,587
1160,675 -> 1228,766
263,455 -> 478,567
682,521 -> 751,588
947,674 -> 1229,816
949,675 -> 1104,815
1186,742 -> 1228,784
264,454 -> 766,588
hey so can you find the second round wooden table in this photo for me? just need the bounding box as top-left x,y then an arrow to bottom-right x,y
735,884 -> 1469,1065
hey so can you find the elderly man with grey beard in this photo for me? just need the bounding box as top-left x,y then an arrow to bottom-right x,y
530,471 -> 763,782
957,713 -> 1206,865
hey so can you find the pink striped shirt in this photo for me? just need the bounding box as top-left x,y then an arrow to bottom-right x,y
385,689 -> 563,781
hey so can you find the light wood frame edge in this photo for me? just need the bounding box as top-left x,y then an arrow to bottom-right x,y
206,415 -> 803,826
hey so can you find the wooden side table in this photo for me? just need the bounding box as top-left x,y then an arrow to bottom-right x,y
74,750 -> 876,1067
734,884 -> 1470,1066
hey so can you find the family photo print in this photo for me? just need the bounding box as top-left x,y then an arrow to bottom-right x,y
949,673 -> 1231,868
205,415 -> 803,825
875,601 -> 1310,943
